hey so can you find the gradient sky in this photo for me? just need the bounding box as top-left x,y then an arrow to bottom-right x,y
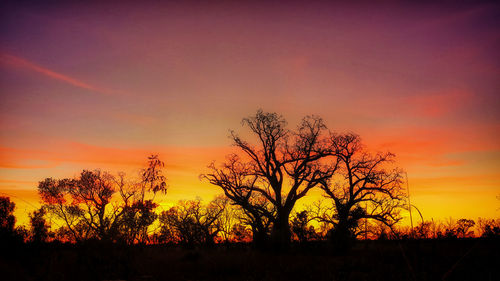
1,1 -> 499,225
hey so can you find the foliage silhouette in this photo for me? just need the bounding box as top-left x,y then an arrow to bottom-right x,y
477,218 -> 500,238
37,155 -> 166,243
291,210 -> 317,243
38,170 -> 121,242
0,196 -> 22,246
0,196 -> 16,234
158,197 -> 226,247
28,207 -> 51,243
141,154 -> 168,198
0,196 -> 26,253
456,218 -> 475,238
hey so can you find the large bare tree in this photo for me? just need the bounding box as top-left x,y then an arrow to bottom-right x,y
318,133 -> 406,247
202,110 -> 335,249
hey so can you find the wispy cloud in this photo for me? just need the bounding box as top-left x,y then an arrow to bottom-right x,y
0,53 -> 118,96
0,141 -> 232,171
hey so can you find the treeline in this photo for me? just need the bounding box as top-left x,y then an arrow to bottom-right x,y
1,110 -> 499,250
2,194 -> 499,247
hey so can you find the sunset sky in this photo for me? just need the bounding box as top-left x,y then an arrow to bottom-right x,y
1,1 -> 499,225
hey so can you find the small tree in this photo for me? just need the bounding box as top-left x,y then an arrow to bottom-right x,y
141,154 -> 167,200
29,207 -> 51,243
0,196 -> 19,245
0,196 -> 16,234
414,221 -> 433,239
158,198 -> 225,246
119,199 -> 158,244
230,223 -> 252,243
234,193 -> 274,247
291,210 -> 316,243
115,154 -> 167,244
0,197 -> 27,246
477,218 -> 500,238
443,217 -> 457,238
212,195 -> 234,243
456,219 -> 475,238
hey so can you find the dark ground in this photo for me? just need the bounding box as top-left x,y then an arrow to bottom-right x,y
1,239 -> 498,281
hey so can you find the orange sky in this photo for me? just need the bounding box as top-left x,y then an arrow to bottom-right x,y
0,1 -> 499,226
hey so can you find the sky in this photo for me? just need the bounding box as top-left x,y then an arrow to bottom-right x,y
1,1 -> 499,225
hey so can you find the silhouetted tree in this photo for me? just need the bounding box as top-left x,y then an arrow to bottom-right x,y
29,207 -> 51,243
0,196 -> 18,245
230,223 -> 252,242
443,217 -> 457,238
371,221 -> 392,240
319,133 -> 405,249
482,224 -> 500,238
456,218 -> 475,238
414,221 -> 433,239
235,193 -> 274,247
158,198 -> 225,246
291,210 -> 316,243
428,219 -> 442,239
0,196 -> 16,234
38,170 -> 120,241
212,195 -> 235,243
14,225 -> 29,242
0,197 -> 27,248
141,154 -> 167,200
38,155 -> 167,243
477,218 -> 500,238
119,199 -> 158,244
203,110 -> 335,249
113,155 -> 167,244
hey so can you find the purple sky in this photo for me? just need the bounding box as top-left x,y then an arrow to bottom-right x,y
1,1 -> 499,224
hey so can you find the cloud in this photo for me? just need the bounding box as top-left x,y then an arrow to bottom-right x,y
0,141 -> 232,172
363,122 -> 500,169
0,53 -> 119,96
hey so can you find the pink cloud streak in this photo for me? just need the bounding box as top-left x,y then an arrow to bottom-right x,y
0,53 -> 118,96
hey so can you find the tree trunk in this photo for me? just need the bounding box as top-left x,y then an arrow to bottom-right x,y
271,209 -> 291,250
329,210 -> 353,252
252,227 -> 268,249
